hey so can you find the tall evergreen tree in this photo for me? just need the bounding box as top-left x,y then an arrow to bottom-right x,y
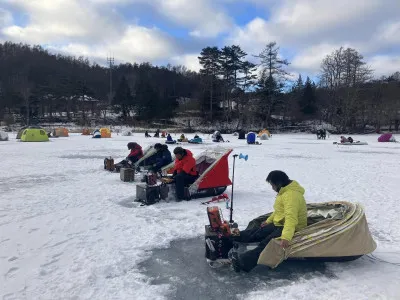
198,46 -> 221,120
256,42 -> 290,126
300,77 -> 317,115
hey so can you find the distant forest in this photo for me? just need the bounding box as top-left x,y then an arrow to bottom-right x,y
0,41 -> 399,132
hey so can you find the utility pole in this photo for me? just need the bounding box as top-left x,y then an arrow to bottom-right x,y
107,56 -> 114,105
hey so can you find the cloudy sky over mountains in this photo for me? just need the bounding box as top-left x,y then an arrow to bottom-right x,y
0,0 -> 399,77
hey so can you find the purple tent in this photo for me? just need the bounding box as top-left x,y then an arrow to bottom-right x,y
378,133 -> 393,142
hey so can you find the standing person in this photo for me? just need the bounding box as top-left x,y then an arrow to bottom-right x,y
231,170 -> 307,272
171,147 -> 198,201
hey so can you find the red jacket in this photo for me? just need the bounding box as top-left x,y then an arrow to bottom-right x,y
173,149 -> 197,176
128,145 -> 143,159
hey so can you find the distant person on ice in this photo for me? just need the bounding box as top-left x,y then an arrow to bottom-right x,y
340,136 -> 354,143
231,170 -> 307,273
171,147 -> 198,201
145,131 -> 150,138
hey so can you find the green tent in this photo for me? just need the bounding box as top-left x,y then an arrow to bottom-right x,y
20,128 -> 49,142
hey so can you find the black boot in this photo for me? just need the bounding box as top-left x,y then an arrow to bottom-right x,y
230,252 -> 242,273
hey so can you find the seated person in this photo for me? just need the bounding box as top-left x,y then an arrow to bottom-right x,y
231,170 -> 307,273
115,142 -> 143,169
152,143 -> 172,172
214,132 -> 224,142
154,129 -> 160,138
178,134 -> 187,142
145,130 -> 150,137
340,136 -> 349,143
171,147 -> 198,201
166,134 -> 175,143
347,136 -> 354,143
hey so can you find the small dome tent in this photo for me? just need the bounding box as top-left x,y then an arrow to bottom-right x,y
100,128 -> 111,138
378,133 -> 396,142
20,128 -> 49,142
0,131 -> 9,141
258,129 -> 271,137
53,127 -> 69,137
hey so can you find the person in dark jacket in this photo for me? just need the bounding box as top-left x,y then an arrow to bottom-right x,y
152,143 -> 172,172
145,131 -> 150,137
172,147 -> 198,200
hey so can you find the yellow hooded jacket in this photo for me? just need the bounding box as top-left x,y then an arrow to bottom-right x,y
265,180 -> 307,241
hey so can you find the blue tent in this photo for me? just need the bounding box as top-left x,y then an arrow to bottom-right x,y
247,132 -> 256,144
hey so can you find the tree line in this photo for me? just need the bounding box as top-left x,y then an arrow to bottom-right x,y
0,41 -> 399,132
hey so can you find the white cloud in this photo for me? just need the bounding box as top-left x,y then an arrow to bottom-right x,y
227,0 -> 400,76
290,43 -> 353,75
1,0 -> 125,44
90,0 -> 234,38
369,55 -> 400,77
150,0 -> 233,38
1,0 -> 179,63
171,54 -> 202,72
0,8 -> 13,27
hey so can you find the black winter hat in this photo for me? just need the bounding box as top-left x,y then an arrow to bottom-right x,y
266,170 -> 290,187
173,146 -> 184,155
127,142 -> 137,149
154,143 -> 162,150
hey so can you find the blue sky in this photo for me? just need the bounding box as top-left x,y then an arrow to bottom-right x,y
0,0 -> 399,78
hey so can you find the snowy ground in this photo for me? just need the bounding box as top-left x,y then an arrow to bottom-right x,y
1,132 -> 400,300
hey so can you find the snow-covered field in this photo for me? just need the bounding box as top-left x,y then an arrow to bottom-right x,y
1,132 -> 400,300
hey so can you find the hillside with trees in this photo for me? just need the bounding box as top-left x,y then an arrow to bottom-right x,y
0,41 -> 399,133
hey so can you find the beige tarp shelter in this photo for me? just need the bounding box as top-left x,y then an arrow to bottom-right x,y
245,201 -> 376,268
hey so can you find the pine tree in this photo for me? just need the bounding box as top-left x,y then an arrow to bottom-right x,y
198,47 -> 221,120
300,77 -> 317,115
256,42 -> 290,126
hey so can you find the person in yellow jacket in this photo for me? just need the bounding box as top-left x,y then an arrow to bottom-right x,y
231,170 -> 307,272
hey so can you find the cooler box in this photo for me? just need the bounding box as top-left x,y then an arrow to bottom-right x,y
120,168 -> 135,182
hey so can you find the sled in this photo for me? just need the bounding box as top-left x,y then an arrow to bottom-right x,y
161,147 -> 233,200
205,201 -> 376,269
134,146 -> 158,170
333,141 -> 368,146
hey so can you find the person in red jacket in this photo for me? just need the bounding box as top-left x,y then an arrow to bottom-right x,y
127,142 -> 143,164
172,147 -> 198,200
115,142 -> 143,171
